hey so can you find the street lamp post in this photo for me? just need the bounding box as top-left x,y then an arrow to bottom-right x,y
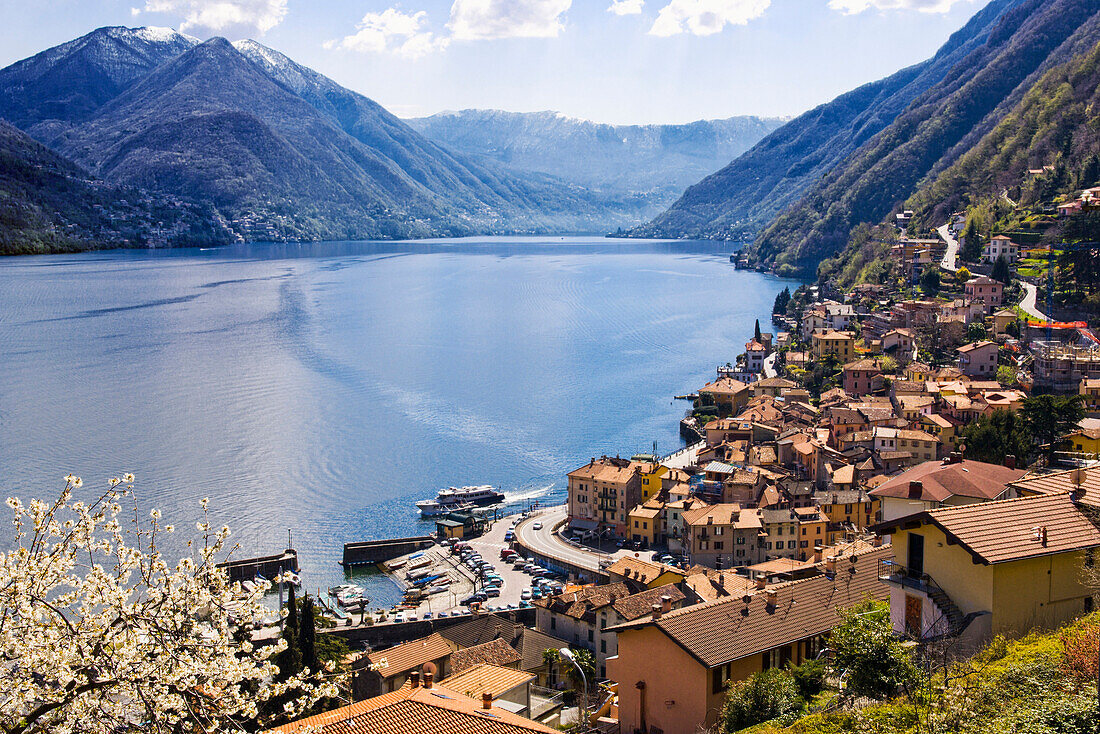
559,647 -> 588,730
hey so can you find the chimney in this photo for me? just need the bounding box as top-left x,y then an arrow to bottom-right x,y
873,535 -> 884,547
813,547 -> 823,563
765,589 -> 777,607
1040,526 -> 1048,547
482,692 -> 493,710
423,671 -> 433,689
755,575 -> 766,590
908,481 -> 923,499
718,573 -> 724,586
409,671 -> 420,688
1004,455 -> 1016,470
652,603 -> 662,620
661,595 -> 672,613
825,557 -> 837,575
609,592 -> 617,604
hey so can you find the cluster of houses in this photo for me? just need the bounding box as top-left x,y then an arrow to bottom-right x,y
269,233 -> 1100,734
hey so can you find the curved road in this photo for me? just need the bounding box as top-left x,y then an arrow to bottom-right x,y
515,507 -> 609,573
937,224 -> 959,273
1019,282 -> 1049,321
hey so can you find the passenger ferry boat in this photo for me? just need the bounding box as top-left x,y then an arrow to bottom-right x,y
416,485 -> 505,516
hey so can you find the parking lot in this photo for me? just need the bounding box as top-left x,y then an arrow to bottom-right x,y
341,512 -> 567,625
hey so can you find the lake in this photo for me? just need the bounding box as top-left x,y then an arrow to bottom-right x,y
0,236 -> 800,604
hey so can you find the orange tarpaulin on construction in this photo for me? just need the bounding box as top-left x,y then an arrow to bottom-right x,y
1027,321 -> 1088,329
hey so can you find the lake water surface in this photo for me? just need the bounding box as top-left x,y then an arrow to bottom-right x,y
0,237 -> 799,602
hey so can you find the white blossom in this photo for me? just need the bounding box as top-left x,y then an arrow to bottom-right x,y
0,474 -> 341,733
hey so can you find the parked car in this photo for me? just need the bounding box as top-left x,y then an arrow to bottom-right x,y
461,592 -> 487,606
520,589 -> 532,600
513,559 -> 528,570
422,612 -> 433,620
484,586 -> 501,598
504,531 -> 515,542
406,613 -> 418,622
392,612 -> 405,623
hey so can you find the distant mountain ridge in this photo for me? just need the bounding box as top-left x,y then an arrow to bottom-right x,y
629,0 -> 1025,250
406,109 -> 785,218
0,26 -> 655,249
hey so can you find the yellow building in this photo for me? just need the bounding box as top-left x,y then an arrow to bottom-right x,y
637,462 -> 669,502
811,330 -> 854,361
606,556 -> 685,590
992,309 -> 1016,336
627,499 -> 665,547
921,413 -> 961,450
876,485 -> 1100,643
815,490 -> 880,530
793,506 -> 828,561
1064,427 -> 1100,454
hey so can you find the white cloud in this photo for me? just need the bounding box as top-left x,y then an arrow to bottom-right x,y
139,0 -> 287,34
325,8 -> 449,59
448,0 -> 572,40
827,0 -> 970,12
648,0 -> 769,36
608,0 -> 644,15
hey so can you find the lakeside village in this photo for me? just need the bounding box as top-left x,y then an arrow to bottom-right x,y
260,211 -> 1100,734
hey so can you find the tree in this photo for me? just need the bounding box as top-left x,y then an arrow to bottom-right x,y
1020,394 -> 1085,455
828,600 -> 917,700
991,255 -> 1011,284
754,319 -> 762,342
955,266 -> 971,284
960,409 -> 1033,465
0,475 -> 336,734
719,669 -> 802,732
920,266 -> 940,295
772,286 -> 791,316
966,320 -> 988,342
787,658 -> 826,701
277,584 -> 303,680
996,364 -> 1018,387
960,218 -> 983,263
299,595 -> 319,673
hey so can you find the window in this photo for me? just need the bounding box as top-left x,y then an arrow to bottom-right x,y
550,617 -> 556,630
788,540 -> 796,549
714,542 -> 724,550
588,629 -> 593,642
736,535 -> 746,545
600,639 -> 606,653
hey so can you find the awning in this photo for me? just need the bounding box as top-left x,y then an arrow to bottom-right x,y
568,518 -> 599,531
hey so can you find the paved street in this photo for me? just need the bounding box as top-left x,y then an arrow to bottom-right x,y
515,507 -> 603,571
1020,281 -> 1049,321
937,223 -> 959,272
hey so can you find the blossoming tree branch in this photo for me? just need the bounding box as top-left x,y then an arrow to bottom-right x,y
0,475 -> 341,734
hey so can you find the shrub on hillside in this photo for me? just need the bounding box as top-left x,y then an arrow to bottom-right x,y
720,669 -> 803,732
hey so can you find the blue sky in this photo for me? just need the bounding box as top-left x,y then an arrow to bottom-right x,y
2,0 -> 990,124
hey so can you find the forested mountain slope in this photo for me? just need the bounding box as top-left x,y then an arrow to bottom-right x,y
752,0 -> 1100,275
629,0 -> 1024,245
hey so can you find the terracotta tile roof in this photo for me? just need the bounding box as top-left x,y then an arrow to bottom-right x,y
610,548 -> 890,668
533,582 -> 631,620
870,459 -> 1024,502
754,377 -> 797,389
441,664 -> 534,699
366,633 -> 454,677
957,340 -> 997,354
516,628 -> 569,672
437,614 -> 521,650
876,492 -> 1100,565
568,456 -> 639,483
1008,466 -> 1100,505
268,681 -> 556,733
683,504 -> 762,530
831,465 -> 856,485
611,583 -> 687,621
700,376 -> 750,396
450,638 -> 522,674
606,557 -> 677,584
843,358 -> 881,372
744,558 -> 814,575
